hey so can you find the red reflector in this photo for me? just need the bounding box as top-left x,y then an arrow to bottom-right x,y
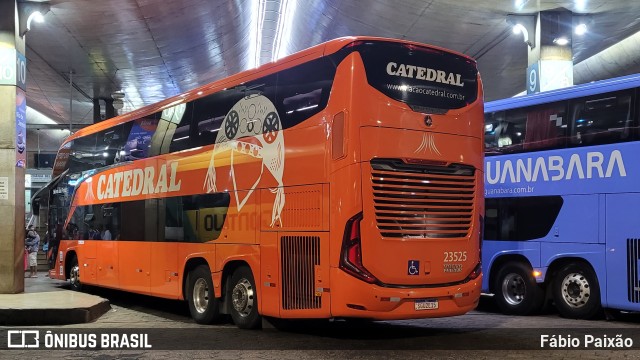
345,40 -> 365,49
467,263 -> 482,280
346,304 -> 367,310
347,242 -> 360,265
402,43 -> 441,55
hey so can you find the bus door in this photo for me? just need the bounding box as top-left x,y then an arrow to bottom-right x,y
605,193 -> 640,310
94,204 -> 119,288
118,200 -> 152,294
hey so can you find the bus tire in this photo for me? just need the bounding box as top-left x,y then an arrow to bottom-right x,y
228,266 -> 261,329
69,256 -> 82,291
187,265 -> 220,324
493,261 -> 544,315
552,262 -> 602,319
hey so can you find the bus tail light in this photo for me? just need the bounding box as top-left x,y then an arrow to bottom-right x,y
464,215 -> 484,281
339,213 -> 378,284
479,215 -> 484,261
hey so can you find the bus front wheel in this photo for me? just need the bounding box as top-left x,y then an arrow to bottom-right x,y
493,261 -> 544,315
187,265 -> 220,324
69,256 -> 82,291
552,262 -> 602,319
227,266 -> 261,329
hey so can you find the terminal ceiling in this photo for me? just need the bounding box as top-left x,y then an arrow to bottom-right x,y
23,0 -> 640,151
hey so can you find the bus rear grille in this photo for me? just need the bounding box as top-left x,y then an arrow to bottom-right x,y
281,236 -> 321,310
627,238 -> 640,303
370,158 -> 475,239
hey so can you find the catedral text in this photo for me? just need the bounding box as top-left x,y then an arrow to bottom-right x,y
386,62 -> 464,87
96,162 -> 181,200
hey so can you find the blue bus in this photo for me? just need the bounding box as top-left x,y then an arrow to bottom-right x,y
482,73 -> 640,319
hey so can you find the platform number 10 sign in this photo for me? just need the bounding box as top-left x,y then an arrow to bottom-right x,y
0,48 -> 27,90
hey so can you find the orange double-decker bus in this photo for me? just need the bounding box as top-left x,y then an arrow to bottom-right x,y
42,36 -> 484,328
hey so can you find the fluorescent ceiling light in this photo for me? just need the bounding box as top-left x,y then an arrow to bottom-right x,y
575,23 -> 588,35
553,37 -> 570,46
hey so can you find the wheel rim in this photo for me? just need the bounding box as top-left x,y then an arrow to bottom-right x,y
232,278 -> 254,317
501,273 -> 526,306
561,272 -> 591,308
70,264 -> 80,287
192,278 -> 210,314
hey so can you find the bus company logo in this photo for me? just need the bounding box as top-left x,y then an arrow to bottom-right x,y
204,94 -> 286,227
415,133 -> 441,156
93,162 -> 182,200
485,150 -> 627,185
386,62 -> 464,87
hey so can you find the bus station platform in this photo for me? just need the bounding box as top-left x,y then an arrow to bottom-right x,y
0,272 -> 110,326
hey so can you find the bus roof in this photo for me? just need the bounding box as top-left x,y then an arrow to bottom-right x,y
60,36 -> 475,148
485,73 -> 640,113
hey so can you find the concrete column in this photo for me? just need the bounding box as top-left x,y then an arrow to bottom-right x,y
93,98 -> 101,123
104,99 -> 115,120
525,10 -> 574,94
0,1 -> 26,293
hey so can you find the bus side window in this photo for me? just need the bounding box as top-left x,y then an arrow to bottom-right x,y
484,196 -> 563,241
522,102 -> 566,151
190,75 -> 277,148
68,134 -> 99,173
166,103 -> 194,153
97,123 -> 132,165
191,89 -> 232,147
163,193 -> 230,243
276,58 -> 334,129
499,109 -> 525,152
484,111 -> 505,154
570,90 -> 634,147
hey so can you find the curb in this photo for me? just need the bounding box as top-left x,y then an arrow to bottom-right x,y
0,300 -> 111,326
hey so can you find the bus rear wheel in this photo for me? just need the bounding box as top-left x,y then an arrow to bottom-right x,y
69,256 -> 82,291
493,261 -> 544,315
228,266 -> 261,329
187,265 -> 220,324
552,263 -> 601,319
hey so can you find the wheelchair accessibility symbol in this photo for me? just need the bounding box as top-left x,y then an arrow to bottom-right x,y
408,260 -> 420,275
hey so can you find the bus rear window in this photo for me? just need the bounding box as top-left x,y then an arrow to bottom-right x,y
355,41 -> 478,112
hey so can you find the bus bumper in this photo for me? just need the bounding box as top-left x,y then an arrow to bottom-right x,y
329,268 -> 481,320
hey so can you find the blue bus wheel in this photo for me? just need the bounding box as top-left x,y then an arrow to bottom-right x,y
493,261 -> 544,315
552,262 -> 602,319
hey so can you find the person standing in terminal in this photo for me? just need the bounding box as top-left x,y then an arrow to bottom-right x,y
25,225 -> 40,278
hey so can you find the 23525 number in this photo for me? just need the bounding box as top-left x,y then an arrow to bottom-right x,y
444,251 -> 467,262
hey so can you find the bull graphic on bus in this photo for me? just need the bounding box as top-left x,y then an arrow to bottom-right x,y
204,94 -> 285,227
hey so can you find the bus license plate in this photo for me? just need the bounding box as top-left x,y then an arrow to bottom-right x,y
415,299 -> 438,310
